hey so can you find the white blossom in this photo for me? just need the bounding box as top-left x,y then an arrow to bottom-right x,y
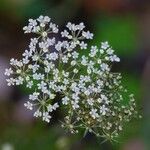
5,16 -> 140,142
77,22 -> 85,30
42,112 -> 51,123
82,31 -> 93,39
34,110 -> 42,117
6,78 -> 15,86
90,109 -> 99,119
61,30 -> 69,38
47,38 -> 55,46
24,101 -> 33,110
80,41 -> 87,49
29,92 -> 39,101
46,52 -> 58,60
109,55 -> 120,62
101,41 -> 109,49
5,68 -> 13,76
62,96 -> 69,105
100,105 -> 108,115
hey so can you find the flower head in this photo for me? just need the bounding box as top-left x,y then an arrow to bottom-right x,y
5,16 -> 140,142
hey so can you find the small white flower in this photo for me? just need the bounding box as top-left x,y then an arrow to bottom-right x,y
5,68 -> 13,76
10,58 -> 17,66
53,103 -> 59,110
101,41 -> 109,49
22,49 -> 32,58
90,109 -> 99,119
89,46 -> 98,57
81,56 -> 88,66
71,100 -> 79,109
47,104 -> 53,112
38,81 -> 47,90
16,76 -> 24,85
33,73 -> 44,80
6,78 -> 15,86
62,56 -> 68,63
72,93 -> 79,100
66,22 -> 72,30
55,41 -> 62,51
106,48 -> 114,55
80,41 -> 87,49
100,63 -> 109,71
72,51 -> 79,59
37,15 -> 46,27
44,16 -> 51,22
109,55 -> 120,62
23,58 -> 29,64
61,30 -> 69,37
31,64 -> 39,73
47,38 -> 55,46
87,98 -> 94,106
42,112 -> 51,123
24,101 -> 33,110
49,23 -> 59,33
100,105 -> 108,116
62,96 -> 69,105
63,78 -> 69,85
23,26 -> 32,33
29,19 -> 37,27
46,52 -> 58,60
33,26 -> 40,33
29,92 -> 39,101
77,22 -> 85,30
34,110 -> 42,117
30,38 -> 38,46
39,41 -> 49,53
82,31 -> 93,39
16,60 -> 23,67
66,22 -> 77,31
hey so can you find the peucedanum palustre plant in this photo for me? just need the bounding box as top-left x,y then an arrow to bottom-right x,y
5,16 -> 140,142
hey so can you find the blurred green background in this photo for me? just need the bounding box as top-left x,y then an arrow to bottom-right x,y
0,0 -> 150,150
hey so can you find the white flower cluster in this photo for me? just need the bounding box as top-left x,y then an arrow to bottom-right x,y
5,16 -> 139,141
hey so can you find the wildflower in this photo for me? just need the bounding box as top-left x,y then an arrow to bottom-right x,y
29,92 -> 39,101
90,109 -> 99,119
34,110 -> 42,117
5,16 -> 140,142
5,68 -> 13,76
82,31 -> 93,39
100,105 -> 108,116
80,41 -> 87,49
24,101 -> 33,110
43,112 -> 51,123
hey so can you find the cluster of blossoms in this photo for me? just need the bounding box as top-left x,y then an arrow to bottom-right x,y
5,16 -> 139,142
